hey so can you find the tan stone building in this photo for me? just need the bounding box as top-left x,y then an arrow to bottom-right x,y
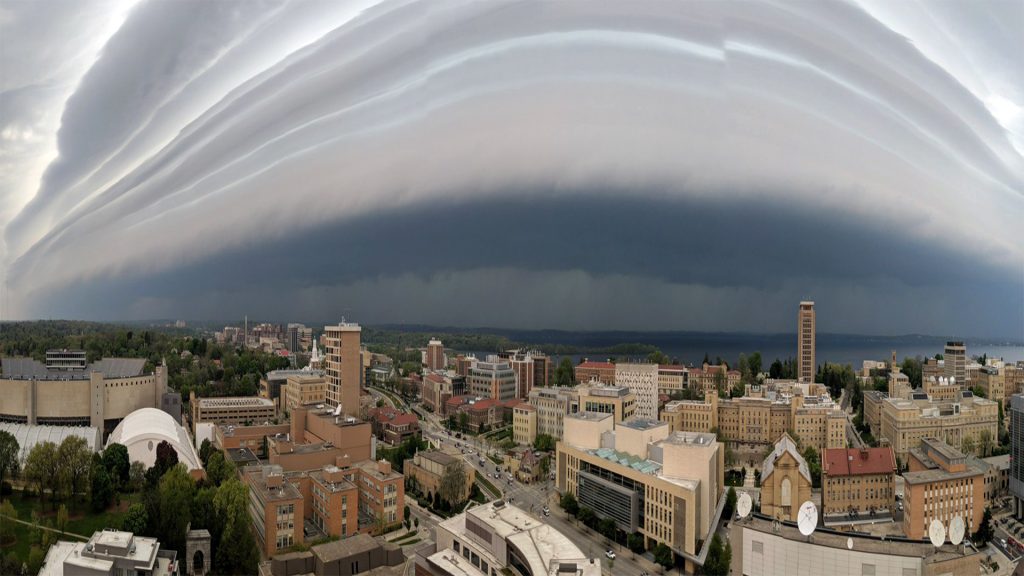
526,386 -> 577,439
190,392 -> 276,432
661,391 -> 718,433
573,360 -> 616,384
760,433 -> 813,521
245,465 -> 304,555
576,381 -> 636,422
324,322 -> 362,416
307,465 -> 359,539
797,301 -> 815,383
821,447 -> 896,517
862,390 -> 886,438
902,438 -> 986,540
512,403 -> 537,445
284,374 -> 327,410
405,451 -> 474,504
878,390 -> 998,461
976,366 -> 1006,406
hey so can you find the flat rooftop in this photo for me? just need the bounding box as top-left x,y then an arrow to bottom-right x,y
198,396 -> 274,408
619,417 -> 666,431
312,533 -> 379,563
903,459 -> 986,485
660,431 -> 717,446
565,411 -> 612,422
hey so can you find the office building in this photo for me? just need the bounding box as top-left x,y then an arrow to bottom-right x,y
190,393 -> 276,431
902,437 -> 985,540
405,451 -> 475,504
262,367 -> 325,407
39,530 -> 177,576
264,534 -> 404,576
367,406 -> 420,445
270,405 -> 374,470
1010,394 -> 1024,519
798,301 -> 815,382
943,341 -> 966,383
467,356 -> 517,401
615,363 -> 659,419
454,354 -> 477,377
286,324 -> 313,354
576,381 -> 636,422
512,403 -> 537,445
246,465 -> 305,554
324,322 -> 363,415
283,374 -> 328,410
425,339 -> 445,371
574,360 -> 616,385
526,386 -> 577,439
417,501 -> 601,576
0,352 -> 169,433
760,433 -> 813,521
821,447 -> 896,518
878,390 -> 997,461
557,414 -> 724,571
421,371 -> 466,414
504,349 -> 551,396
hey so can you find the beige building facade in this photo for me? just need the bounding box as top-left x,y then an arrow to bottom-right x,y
797,301 -> 815,383
284,374 -> 328,410
512,403 -> 537,445
324,322 -> 362,416
760,434 -> 813,521
821,447 -> 896,516
902,438 -> 985,540
878,391 -> 998,461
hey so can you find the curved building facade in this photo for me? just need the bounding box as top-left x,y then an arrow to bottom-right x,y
107,407 -> 203,472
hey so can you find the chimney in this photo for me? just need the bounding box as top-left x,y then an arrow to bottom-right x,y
291,405 -> 306,445
378,460 -> 392,475
860,448 -> 869,460
266,472 -> 283,489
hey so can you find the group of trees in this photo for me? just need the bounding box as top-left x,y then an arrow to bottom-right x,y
701,533 -> 732,575
377,436 -> 429,474
557,491 -> 677,570
21,436 -> 101,509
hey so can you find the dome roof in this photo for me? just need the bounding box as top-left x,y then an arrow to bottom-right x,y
107,407 -> 203,471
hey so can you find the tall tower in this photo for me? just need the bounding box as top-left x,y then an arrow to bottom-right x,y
797,301 -> 816,383
944,341 -> 966,384
426,339 -> 445,371
324,321 -> 362,415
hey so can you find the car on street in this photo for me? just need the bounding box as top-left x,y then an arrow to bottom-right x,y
605,550 -> 616,559
542,506 -> 549,514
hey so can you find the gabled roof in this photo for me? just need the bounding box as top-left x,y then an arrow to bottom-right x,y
761,433 -> 811,483
823,447 -> 896,477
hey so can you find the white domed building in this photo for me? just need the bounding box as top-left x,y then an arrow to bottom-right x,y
107,407 -> 203,474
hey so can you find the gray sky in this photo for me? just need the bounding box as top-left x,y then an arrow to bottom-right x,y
1,0 -> 1022,338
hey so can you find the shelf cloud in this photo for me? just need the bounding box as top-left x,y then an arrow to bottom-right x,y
1,0 -> 1021,337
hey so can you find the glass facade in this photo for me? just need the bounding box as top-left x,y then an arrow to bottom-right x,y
1011,395 -> 1024,519
578,464 -> 642,532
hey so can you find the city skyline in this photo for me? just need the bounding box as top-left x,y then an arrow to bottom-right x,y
1,1 -> 1021,339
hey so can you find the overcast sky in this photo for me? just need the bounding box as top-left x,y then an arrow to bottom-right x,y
1,0 -> 1021,339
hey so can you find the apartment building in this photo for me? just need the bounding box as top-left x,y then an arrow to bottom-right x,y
425,339 -> 445,371
821,447 -> 896,517
246,465 -> 304,555
556,414 -> 723,571
308,465 -> 359,539
190,393 -> 276,432
574,360 -> 616,384
878,390 -> 998,461
797,301 -> 816,383
976,366 -> 1006,406
512,403 -> 537,445
354,459 -> 404,534
903,438 -> 985,540
525,386 -> 577,439
467,356 -> 517,401
284,374 -> 327,410
323,322 -> 362,415
760,433 -> 813,521
615,363 -> 659,419
577,382 -> 637,422
405,451 -> 475,504
944,341 -> 966,383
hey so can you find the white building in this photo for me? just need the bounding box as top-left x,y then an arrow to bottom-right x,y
615,363 -> 659,419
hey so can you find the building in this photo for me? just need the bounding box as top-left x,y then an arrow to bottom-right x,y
576,381 -> 636,422
353,459 -> 404,533
0,352 -> 168,433
862,390 -> 886,438
367,407 -> 421,445
40,530 -> 177,576
454,354 -> 477,378
921,376 -> 958,402
944,341 -> 966,383
107,408 -> 204,475
0,422 -> 101,454
614,363 -> 659,419
284,374 -> 328,410
526,386 -> 577,440
656,364 -> 689,395
821,447 -> 896,518
421,372 -> 466,414
730,514 -> 985,576
687,363 -> 741,394
405,450 -> 475,504
264,533 -> 404,576
270,405 -> 374,471
981,454 -> 1009,502
976,366 -> 1005,406
245,465 -> 305,555
556,414 -> 724,570
416,501 -> 600,576
286,324 -> 313,354
878,390 -> 998,461
308,465 -> 359,539
504,446 -> 545,484
512,403 -> 536,445
216,423 -> 289,457
1010,394 -> 1024,520
797,301 -> 815,382
574,360 -> 616,385
324,321 -> 363,415
503,349 -> 551,397
902,437 -> 986,539
262,368 -> 325,407
190,393 -> 276,431
759,433 -> 813,521
425,339 -> 445,371
467,356 -> 517,401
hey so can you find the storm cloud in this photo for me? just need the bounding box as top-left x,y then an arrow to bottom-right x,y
1,0 -> 1021,338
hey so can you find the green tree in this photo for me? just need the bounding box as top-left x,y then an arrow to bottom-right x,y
199,439 -> 213,467
28,546 -> 46,575
158,465 -> 194,554
900,357 -> 923,388
802,446 -> 822,489
214,479 -> 259,574
725,487 -> 738,518
122,503 -> 149,534
190,487 -> 218,537
129,461 -> 146,492
653,542 -> 674,570
973,507 -> 994,545
458,412 -> 469,433
979,429 -> 994,457
533,433 -> 555,452
102,443 -> 131,488
972,386 -> 986,398
91,461 -> 115,512
555,358 -> 575,386
646,350 -> 670,365
59,436 -> 93,502
23,441 -> 61,506
206,451 -> 237,487
154,440 -> 180,477
439,461 -> 468,508
961,435 -> 977,456
56,504 -> 68,536
560,492 -> 579,517
627,532 -> 645,554
598,517 -> 617,540
404,505 -> 411,528
703,532 -> 728,575
0,431 -> 19,490
578,507 -> 596,528
539,454 -> 551,479
748,352 -> 762,379
0,500 -> 16,545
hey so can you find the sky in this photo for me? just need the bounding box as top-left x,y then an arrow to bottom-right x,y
0,0 -> 1021,339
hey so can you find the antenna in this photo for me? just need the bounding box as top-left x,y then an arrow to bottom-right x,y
928,519 -> 946,549
949,516 -> 965,546
797,501 -> 817,537
737,493 -> 752,519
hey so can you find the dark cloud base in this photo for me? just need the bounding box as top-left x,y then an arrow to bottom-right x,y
23,192 -> 1023,338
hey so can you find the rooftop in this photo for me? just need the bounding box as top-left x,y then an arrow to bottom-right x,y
823,447 -> 896,477
577,361 -> 615,369
198,396 -> 275,408
2,356 -> 147,380
312,533 -> 380,563
619,417 -> 666,431
565,411 -> 612,422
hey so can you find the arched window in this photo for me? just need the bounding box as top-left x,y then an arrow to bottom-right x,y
781,477 -> 792,507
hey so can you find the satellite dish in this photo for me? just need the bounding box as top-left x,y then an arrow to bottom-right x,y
846,537 -> 853,550
949,516 -> 965,546
929,519 -> 946,548
737,493 -> 752,519
797,501 -> 818,536
950,377 -> 956,386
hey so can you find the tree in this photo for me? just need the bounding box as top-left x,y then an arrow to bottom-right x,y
653,542 -> 674,570
979,429 -> 994,457
59,436 -> 93,502
725,487 -> 737,518
129,461 -> 146,492
28,546 -> 46,575
646,350 -> 670,365
439,461 -> 468,508
214,479 -> 259,574
961,435 -> 977,456
404,505 -> 411,528
533,434 -> 556,452
973,507 -> 994,545
199,439 -> 213,466
206,451 -> 237,487
157,465 -> 194,554
23,441 -> 61,505
155,440 -> 179,477
555,358 -> 575,386
414,517 -> 419,529
458,412 -> 469,433
560,492 -> 579,517
702,533 -> 728,575
122,503 -> 149,534
900,357 -> 923,388
747,352 -> 762,379
802,446 -> 822,489
539,454 -> 551,479
627,532 -> 645,554
102,443 -> 131,488
56,504 -> 68,536
578,507 -> 596,528
0,431 -> 19,490
91,461 -> 115,512
972,386 -> 987,399
598,517 -> 617,540
0,500 -> 16,545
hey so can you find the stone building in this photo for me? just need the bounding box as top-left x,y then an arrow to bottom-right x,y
759,433 -> 813,522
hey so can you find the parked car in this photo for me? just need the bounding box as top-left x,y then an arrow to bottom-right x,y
605,550 -> 616,560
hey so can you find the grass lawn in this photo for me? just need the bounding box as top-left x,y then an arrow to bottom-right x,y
0,490 -> 137,565
488,454 -> 503,465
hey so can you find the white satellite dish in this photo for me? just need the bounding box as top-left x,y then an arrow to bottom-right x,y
928,519 -> 946,548
950,376 -> 956,386
737,493 -> 752,519
949,516 -> 965,546
846,537 -> 853,550
797,501 -> 818,536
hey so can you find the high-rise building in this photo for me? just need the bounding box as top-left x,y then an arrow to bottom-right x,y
615,363 -> 659,419
323,321 -> 362,415
1011,394 -> 1024,519
467,355 -> 517,400
425,339 -> 445,371
286,323 -> 312,353
798,301 -> 816,382
944,341 -> 966,384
